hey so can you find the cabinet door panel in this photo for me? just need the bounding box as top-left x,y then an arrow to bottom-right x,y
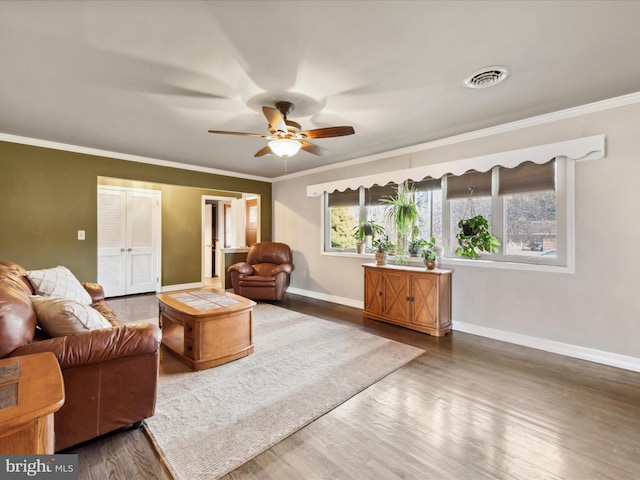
383,272 -> 410,323
411,274 -> 438,327
364,268 -> 383,316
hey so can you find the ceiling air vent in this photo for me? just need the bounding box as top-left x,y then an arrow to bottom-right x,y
463,66 -> 510,89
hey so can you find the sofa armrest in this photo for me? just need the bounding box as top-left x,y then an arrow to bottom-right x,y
272,263 -> 293,275
228,262 -> 254,276
10,323 -> 161,370
82,282 -> 106,303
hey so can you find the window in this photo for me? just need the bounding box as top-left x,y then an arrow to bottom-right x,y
315,136 -> 598,271
324,157 -> 571,269
326,189 -> 359,251
442,157 -> 570,267
324,180 -> 442,253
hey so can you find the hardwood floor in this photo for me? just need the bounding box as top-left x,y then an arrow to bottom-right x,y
69,293 -> 640,479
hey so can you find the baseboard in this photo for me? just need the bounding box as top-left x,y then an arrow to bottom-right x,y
453,321 -> 640,373
160,282 -> 203,293
288,287 -> 640,373
287,286 -> 364,309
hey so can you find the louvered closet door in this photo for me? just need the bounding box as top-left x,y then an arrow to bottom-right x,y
125,190 -> 159,294
98,188 -> 127,297
98,186 -> 160,297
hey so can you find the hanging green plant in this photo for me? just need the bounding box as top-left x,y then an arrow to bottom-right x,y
380,181 -> 419,255
455,215 -> 500,258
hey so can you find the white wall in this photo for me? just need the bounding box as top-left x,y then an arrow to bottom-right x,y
273,99 -> 640,370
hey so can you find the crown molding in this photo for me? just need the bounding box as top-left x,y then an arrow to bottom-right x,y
0,132 -> 273,183
274,90 -> 640,183
3,90 -> 639,185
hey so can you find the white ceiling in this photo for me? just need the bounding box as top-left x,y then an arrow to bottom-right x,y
2,0 -> 640,180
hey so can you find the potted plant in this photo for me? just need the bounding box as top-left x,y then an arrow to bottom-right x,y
407,226 -> 426,256
365,220 -> 385,251
352,221 -> 385,253
455,215 -> 500,258
421,236 -> 438,269
372,235 -> 394,265
352,222 -> 367,254
380,181 -> 419,256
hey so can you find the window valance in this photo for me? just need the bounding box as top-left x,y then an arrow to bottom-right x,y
306,135 -> 604,197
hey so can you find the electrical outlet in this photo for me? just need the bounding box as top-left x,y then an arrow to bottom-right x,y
78,230 -> 85,240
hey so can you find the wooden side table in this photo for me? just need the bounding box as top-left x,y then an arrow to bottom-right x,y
0,352 -> 65,454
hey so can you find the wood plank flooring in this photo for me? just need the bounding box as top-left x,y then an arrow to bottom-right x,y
68,293 -> 640,479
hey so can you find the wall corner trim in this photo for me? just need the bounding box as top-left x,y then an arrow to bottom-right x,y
160,282 -> 204,293
279,288 -> 640,373
286,287 -> 364,309
453,320 -> 640,373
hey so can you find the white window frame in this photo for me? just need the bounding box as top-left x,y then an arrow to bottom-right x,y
314,136 -> 602,273
440,157 -> 574,273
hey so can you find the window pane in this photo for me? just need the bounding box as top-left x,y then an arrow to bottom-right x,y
413,190 -> 442,246
330,206 -> 358,249
504,191 -> 556,256
450,197 -> 492,255
431,189 -> 442,246
366,204 -> 393,241
414,191 -> 431,241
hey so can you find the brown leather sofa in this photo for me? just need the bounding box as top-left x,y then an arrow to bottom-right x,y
0,261 -> 161,451
228,242 -> 294,301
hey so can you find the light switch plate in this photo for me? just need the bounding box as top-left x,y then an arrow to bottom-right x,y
78,230 -> 85,240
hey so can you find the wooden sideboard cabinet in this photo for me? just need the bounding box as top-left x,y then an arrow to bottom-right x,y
363,263 -> 452,336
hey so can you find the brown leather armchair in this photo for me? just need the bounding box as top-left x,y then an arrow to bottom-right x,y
228,242 -> 294,301
0,261 -> 161,451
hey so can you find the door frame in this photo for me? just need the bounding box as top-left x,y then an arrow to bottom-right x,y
201,194 -> 261,283
201,194 -> 240,282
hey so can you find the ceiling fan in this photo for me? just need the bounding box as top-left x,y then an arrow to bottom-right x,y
207,101 -> 355,159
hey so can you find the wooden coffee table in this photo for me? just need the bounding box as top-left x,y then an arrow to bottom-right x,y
157,288 -> 256,371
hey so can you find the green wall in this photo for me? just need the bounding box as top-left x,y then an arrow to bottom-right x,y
0,141 -> 272,285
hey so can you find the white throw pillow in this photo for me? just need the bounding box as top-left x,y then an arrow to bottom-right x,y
30,296 -> 111,337
26,265 -> 92,305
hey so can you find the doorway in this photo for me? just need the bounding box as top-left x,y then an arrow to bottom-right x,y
201,194 -> 260,288
204,201 -> 217,281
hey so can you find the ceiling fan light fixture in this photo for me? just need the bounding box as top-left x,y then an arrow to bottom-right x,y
268,138 -> 302,158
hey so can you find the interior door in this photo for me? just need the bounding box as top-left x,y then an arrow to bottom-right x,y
98,186 -> 160,297
203,203 -> 218,278
204,204 -> 213,278
125,190 -> 160,295
97,188 -> 127,297
245,198 -> 258,246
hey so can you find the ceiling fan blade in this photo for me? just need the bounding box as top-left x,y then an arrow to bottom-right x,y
299,126 -> 355,139
207,130 -> 266,137
300,141 -> 330,157
262,106 -> 288,133
254,145 -> 273,157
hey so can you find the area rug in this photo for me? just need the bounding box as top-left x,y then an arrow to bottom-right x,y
143,303 -> 424,480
